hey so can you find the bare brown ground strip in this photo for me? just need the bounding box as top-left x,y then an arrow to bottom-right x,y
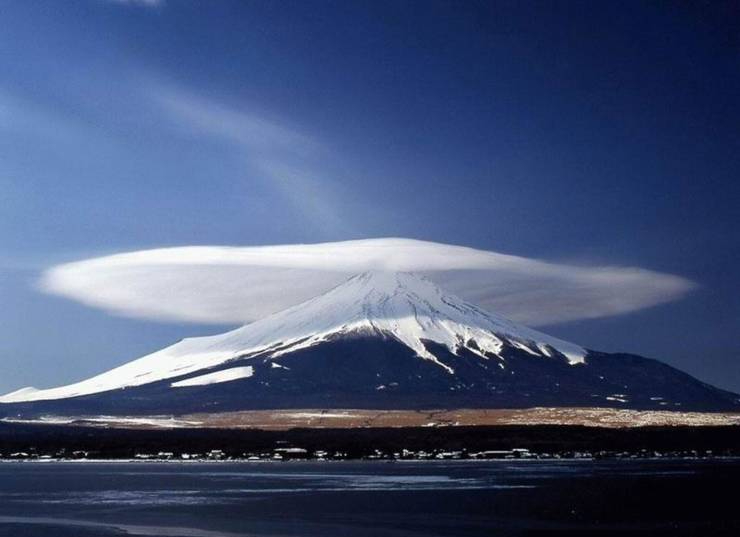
179,407 -> 740,430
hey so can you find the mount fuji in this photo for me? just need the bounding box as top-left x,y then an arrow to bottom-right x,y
1,271 -> 737,416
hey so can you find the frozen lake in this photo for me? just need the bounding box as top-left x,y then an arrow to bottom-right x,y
0,459 -> 738,536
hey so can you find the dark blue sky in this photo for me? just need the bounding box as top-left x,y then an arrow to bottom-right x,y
0,0 -> 738,393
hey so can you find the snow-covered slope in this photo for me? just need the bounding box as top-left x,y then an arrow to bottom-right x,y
0,271 -> 586,403
170,366 -> 254,388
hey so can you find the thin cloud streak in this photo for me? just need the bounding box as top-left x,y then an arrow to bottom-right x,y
39,238 -> 696,327
151,88 -> 319,156
148,83 -> 348,235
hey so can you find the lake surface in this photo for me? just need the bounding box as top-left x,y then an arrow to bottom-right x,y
0,459 -> 738,536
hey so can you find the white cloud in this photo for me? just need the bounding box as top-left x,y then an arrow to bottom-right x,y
39,238 -> 695,327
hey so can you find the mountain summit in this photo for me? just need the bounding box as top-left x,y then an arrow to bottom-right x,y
1,271 -> 737,414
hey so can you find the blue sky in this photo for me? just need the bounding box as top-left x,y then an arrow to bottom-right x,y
0,0 -> 738,393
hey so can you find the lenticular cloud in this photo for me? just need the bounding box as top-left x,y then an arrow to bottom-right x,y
39,238 -> 694,326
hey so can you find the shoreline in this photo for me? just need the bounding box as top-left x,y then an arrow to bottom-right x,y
2,420 -> 740,461
4,454 -> 740,464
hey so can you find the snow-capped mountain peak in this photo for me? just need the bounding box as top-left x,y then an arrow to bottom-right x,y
0,271 -> 586,403
274,270 -> 586,370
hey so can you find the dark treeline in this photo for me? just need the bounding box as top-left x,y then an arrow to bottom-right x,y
1,423 -> 740,459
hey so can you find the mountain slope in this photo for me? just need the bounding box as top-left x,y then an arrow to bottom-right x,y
0,271 -> 585,403
1,271 -> 737,414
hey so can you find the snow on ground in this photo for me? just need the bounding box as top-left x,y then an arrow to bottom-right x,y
282,412 -> 357,419
170,366 -> 254,388
0,415 -> 203,428
503,407 -> 740,428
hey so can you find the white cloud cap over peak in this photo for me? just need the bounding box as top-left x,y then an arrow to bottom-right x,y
39,238 -> 695,327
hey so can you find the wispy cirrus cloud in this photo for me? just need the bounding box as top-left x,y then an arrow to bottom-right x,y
151,87 -> 318,156
39,238 -> 696,327
147,82 -> 348,235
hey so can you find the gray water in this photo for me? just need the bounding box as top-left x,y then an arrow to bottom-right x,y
0,459 -> 738,536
